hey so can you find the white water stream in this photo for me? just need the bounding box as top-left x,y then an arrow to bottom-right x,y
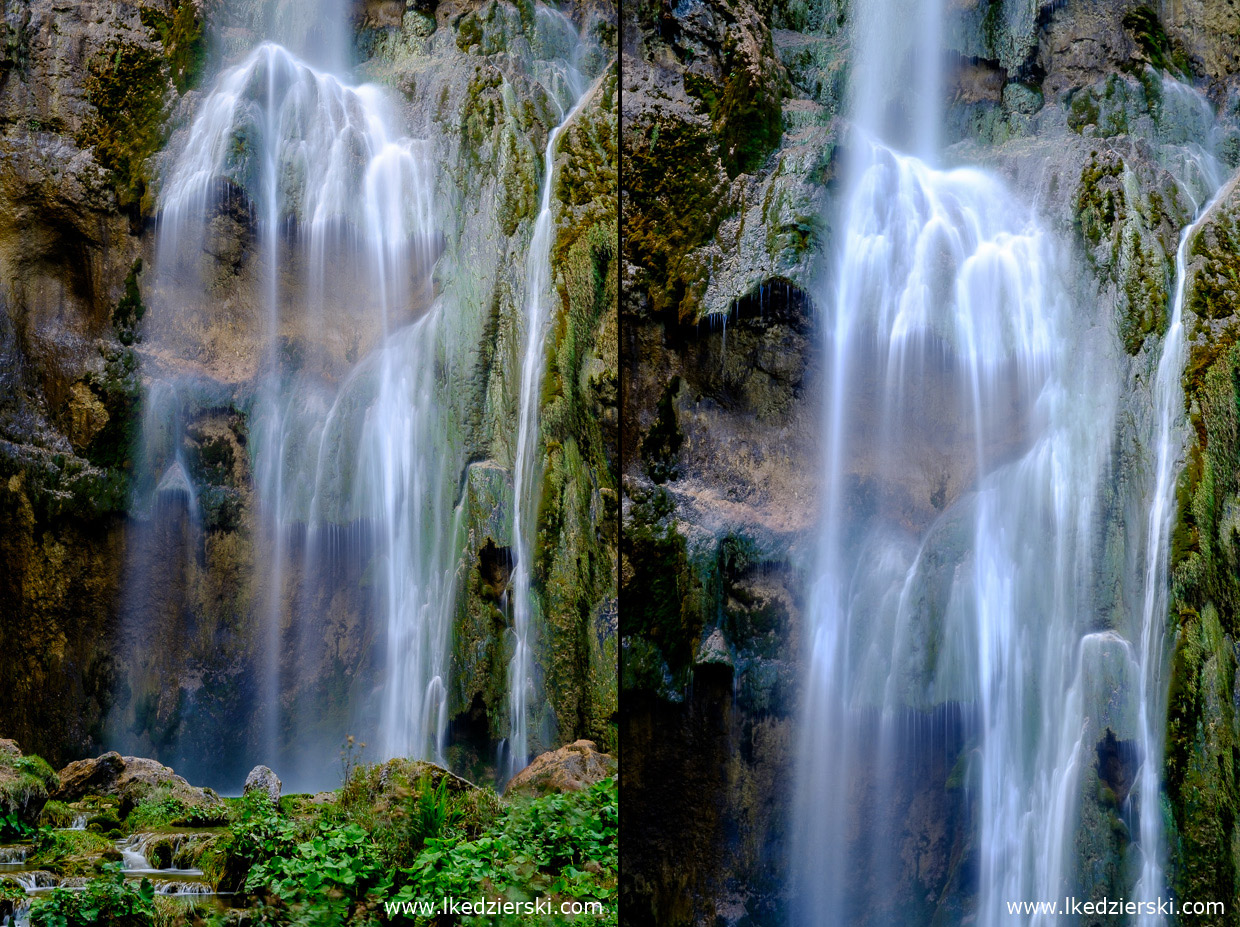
504,30 -> 591,783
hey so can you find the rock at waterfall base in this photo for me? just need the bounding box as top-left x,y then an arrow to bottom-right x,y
53,752 -> 222,816
0,738 -> 58,825
506,740 -> 617,797
243,765 -> 282,805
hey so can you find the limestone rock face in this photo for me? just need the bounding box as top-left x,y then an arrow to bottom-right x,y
0,0 -> 199,767
242,765 -> 282,805
53,752 -> 223,816
505,739 -> 616,797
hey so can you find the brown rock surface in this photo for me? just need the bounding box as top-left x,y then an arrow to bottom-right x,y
506,740 -> 617,796
53,751 -> 222,814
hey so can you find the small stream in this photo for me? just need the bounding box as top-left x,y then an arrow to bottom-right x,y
0,827 -> 236,924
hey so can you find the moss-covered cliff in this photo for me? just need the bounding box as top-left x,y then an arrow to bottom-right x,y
1161,187 -> 1240,925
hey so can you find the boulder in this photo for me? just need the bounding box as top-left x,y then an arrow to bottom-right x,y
506,741 -> 617,797
243,765 -> 281,805
368,759 -> 479,810
54,752 -> 126,799
342,759 -> 486,818
53,752 -> 223,816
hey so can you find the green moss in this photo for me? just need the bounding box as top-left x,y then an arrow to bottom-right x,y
682,44 -> 783,179
139,1 -> 206,94
621,487 -> 699,682
1188,211 -> 1240,323
453,2 -> 528,56
78,345 -> 141,504
1067,75 -> 1150,138
459,66 -> 505,175
1076,150 -> 1135,267
1119,231 -> 1169,354
1122,6 -> 1190,76
1068,91 -> 1102,134
1164,206 -> 1240,918
641,378 -> 682,483
717,60 -> 783,177
78,40 -> 171,211
456,11 -> 485,51
28,829 -> 118,876
498,131 -> 537,237
111,260 -> 145,346
0,751 -> 59,826
624,113 -> 730,322
519,75 -> 620,751
1077,155 -> 1125,250
38,800 -> 76,828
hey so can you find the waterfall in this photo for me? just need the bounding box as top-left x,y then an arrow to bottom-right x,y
132,35 -> 448,781
791,133 -> 1119,925
785,0 -> 1233,922
116,2 -> 599,787
503,9 -> 590,783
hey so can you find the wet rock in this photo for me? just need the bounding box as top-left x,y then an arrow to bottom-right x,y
695,628 -> 734,668
506,740 -> 617,797
53,752 -> 223,816
242,765 -> 281,805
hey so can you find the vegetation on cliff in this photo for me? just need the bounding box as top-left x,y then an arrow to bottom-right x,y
79,1 -> 206,213
1162,201 -> 1240,922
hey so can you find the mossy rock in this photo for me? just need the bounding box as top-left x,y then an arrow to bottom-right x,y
0,741 -> 58,827
624,112 -> 732,323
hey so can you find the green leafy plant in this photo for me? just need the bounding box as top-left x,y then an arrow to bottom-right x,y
212,792 -> 297,893
392,778 -> 618,925
0,811 -> 33,841
0,878 -> 25,925
372,774 -> 462,869
247,819 -> 392,908
204,768 -> 615,927
29,864 -> 155,927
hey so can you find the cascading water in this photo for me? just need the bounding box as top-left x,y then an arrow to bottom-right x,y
504,24 -> 590,784
117,2 -> 602,789
791,132 -> 1119,924
127,33 -> 449,783
791,2 -> 1228,924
